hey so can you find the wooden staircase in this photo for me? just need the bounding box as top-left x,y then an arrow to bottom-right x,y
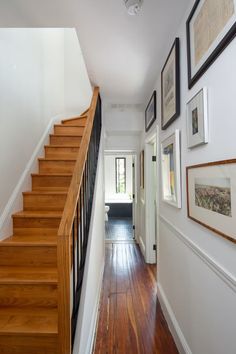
0,112 -> 88,353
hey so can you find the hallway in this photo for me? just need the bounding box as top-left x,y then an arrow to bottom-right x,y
94,243 -> 178,354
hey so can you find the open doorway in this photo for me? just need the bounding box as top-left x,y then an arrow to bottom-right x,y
104,152 -> 136,242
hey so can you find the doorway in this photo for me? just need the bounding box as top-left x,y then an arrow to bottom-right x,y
104,152 -> 136,242
145,128 -> 159,265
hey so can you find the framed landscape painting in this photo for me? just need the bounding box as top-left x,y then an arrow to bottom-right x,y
187,159 -> 236,244
161,130 -> 181,208
187,0 -> 236,88
145,91 -> 156,132
187,87 -> 208,148
161,38 -> 180,130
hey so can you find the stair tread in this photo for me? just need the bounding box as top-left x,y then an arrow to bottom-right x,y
54,124 -> 84,128
32,189 -> 69,194
23,191 -> 68,195
50,134 -> 83,137
0,307 -> 58,334
0,235 -> 57,246
53,132 -> 83,137
44,145 -> 79,148
32,173 -> 73,176
38,157 -> 77,161
13,211 -> 62,218
0,266 -> 57,284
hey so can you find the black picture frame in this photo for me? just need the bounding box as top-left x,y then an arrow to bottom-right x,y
145,91 -> 156,132
161,38 -> 180,130
186,0 -> 236,89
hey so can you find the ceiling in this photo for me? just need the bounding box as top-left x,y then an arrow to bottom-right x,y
0,0 -> 189,104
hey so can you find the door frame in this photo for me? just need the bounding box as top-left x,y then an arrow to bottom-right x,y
144,126 -> 159,264
104,150 -> 138,240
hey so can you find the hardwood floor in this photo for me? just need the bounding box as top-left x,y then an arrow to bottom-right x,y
105,217 -> 133,241
94,242 -> 178,354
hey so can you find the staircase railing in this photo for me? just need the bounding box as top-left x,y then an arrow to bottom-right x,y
57,87 -> 101,354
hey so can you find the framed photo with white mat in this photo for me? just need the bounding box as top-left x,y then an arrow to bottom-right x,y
187,159 -> 236,244
161,129 -> 181,208
186,87 -> 208,149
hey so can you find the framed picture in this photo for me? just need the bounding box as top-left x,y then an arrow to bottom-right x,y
187,159 -> 236,244
140,150 -> 144,188
161,38 -> 180,130
186,0 -> 236,88
161,129 -> 181,208
187,87 -> 208,148
145,91 -> 156,132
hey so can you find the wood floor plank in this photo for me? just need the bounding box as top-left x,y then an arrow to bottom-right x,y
94,242 -> 178,354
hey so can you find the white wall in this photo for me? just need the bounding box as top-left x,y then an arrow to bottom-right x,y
0,28 -> 92,238
73,140 -> 105,354
104,154 -> 133,202
64,29 -> 92,116
141,1 -> 236,353
103,105 -> 143,151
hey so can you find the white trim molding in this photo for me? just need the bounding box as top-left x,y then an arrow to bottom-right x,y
157,283 -> 192,354
86,261 -> 105,354
159,215 -> 236,293
138,235 -> 146,256
144,125 -> 159,264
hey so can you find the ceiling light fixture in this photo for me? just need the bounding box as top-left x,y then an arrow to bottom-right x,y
123,0 -> 143,15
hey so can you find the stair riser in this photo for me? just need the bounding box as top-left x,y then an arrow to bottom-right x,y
32,175 -> 71,191
63,117 -> 86,126
0,246 -> 57,266
50,135 -> 81,146
13,217 -> 61,230
39,160 -> 75,174
23,194 -> 67,211
54,125 -> 84,135
0,335 -> 58,354
0,284 -> 57,308
45,146 -> 79,159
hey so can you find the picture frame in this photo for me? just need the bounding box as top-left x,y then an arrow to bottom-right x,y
161,38 -> 180,130
145,91 -> 156,132
161,129 -> 181,208
186,0 -> 236,89
140,150 -> 144,188
186,159 -> 236,244
186,87 -> 208,148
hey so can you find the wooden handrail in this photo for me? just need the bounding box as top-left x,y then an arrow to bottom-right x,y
57,87 -> 100,354
58,87 -> 99,238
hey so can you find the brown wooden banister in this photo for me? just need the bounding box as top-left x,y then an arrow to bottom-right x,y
58,87 -> 99,238
57,87 -> 101,354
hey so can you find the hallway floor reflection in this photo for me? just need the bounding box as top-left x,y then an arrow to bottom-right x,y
105,217 -> 133,241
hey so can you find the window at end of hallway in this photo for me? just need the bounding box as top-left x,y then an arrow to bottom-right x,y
115,157 -> 126,194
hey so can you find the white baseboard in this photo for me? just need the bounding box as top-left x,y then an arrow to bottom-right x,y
73,260 -> 104,354
0,113 -> 64,239
138,235 -> 145,257
86,261 -> 104,354
157,283 -> 192,354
